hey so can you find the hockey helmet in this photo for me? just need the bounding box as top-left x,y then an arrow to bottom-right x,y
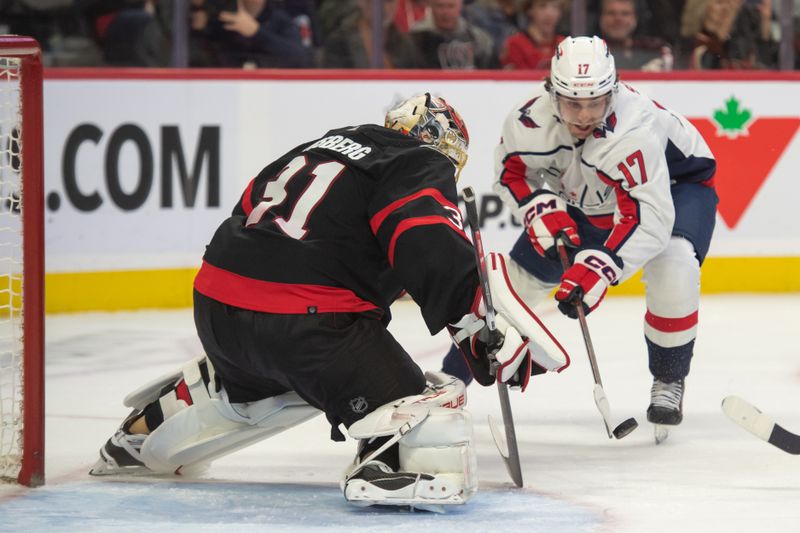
385,93 -> 469,181
548,36 -> 618,124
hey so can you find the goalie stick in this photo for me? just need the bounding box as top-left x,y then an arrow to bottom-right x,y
722,396 -> 800,455
462,187 -> 524,488
556,240 -> 638,440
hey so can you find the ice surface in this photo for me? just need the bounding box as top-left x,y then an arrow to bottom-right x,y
0,295 -> 798,532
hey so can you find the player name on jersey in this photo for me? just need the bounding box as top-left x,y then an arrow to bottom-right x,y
304,134 -> 373,160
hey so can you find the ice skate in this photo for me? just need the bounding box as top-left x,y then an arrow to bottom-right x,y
89,428 -> 150,475
647,379 -> 684,444
343,460 -> 466,511
90,410 -> 151,476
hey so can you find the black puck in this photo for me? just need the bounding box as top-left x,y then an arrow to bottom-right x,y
613,417 -> 639,439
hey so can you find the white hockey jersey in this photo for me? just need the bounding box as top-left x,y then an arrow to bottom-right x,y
494,82 -> 716,281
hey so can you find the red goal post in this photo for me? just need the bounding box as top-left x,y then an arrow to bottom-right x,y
0,35 -> 45,487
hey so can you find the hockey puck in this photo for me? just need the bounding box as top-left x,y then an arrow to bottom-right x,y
612,417 -> 639,439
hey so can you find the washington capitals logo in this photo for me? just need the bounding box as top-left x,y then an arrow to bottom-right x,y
518,98 -> 540,129
593,112 -> 617,138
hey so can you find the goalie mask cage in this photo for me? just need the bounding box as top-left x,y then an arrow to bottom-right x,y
0,36 -> 45,487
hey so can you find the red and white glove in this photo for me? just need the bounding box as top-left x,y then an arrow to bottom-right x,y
521,191 -> 580,257
447,304 -> 537,391
556,248 -> 623,319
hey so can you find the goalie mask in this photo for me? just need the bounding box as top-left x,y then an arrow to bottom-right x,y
548,36 -> 618,133
385,93 -> 470,181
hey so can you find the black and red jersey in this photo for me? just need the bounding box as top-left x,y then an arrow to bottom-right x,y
194,124 -> 478,334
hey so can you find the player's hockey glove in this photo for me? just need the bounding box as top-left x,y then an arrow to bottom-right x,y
556,248 -> 623,319
447,307 -> 538,391
447,253 -> 571,391
521,191 -> 580,258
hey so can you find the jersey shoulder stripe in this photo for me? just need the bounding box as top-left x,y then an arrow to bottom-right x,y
386,215 -> 468,266
369,187 -> 456,234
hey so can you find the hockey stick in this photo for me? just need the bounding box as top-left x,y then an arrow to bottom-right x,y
722,396 -> 800,455
462,187 -> 523,488
556,241 -> 638,440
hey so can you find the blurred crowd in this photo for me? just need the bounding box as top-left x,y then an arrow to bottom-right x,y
1,0 -> 798,70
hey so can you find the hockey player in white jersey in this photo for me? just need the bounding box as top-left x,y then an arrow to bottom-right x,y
443,36 -> 718,437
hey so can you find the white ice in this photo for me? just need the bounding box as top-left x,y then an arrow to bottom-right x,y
1,295 -> 799,532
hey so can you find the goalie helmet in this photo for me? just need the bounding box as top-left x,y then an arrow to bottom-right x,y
549,36 -> 618,122
385,93 -> 469,181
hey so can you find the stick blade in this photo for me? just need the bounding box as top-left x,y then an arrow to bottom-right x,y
592,384 -> 614,438
488,415 -> 524,487
722,395 -> 774,441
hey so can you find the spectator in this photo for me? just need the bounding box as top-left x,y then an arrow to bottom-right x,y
682,0 -> 774,69
282,0 -> 321,49
646,0 -> 686,47
394,0 -> 430,32
599,0 -> 673,70
410,0 -> 499,69
322,0 -> 418,68
100,0 -> 170,66
191,0 -> 312,68
464,0 -> 526,56
500,0 -> 565,70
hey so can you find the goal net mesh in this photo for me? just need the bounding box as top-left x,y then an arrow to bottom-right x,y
0,56 -> 26,482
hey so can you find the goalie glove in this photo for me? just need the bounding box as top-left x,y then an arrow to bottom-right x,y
521,191 -> 580,258
555,248 -> 623,319
447,253 -> 570,391
447,310 -> 535,390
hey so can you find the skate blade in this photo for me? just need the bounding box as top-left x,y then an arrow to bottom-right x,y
89,456 -> 152,477
654,424 -> 670,445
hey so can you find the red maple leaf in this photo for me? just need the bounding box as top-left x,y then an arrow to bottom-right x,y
690,118 -> 799,228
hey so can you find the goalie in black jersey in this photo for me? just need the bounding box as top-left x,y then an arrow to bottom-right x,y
90,93 -> 568,509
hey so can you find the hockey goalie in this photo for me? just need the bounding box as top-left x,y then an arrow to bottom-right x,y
90,93 -> 569,509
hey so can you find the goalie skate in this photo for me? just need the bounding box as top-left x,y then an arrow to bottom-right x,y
344,461 -> 467,511
90,428 -> 149,476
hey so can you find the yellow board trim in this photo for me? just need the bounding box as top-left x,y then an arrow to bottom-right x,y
45,256 -> 800,313
611,256 -> 800,295
46,268 -> 198,313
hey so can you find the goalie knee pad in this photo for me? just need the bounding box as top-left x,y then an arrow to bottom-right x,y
342,375 -> 477,508
642,237 -> 700,348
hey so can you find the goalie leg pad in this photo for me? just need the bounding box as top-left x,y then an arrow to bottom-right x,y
141,388 -> 320,473
343,379 -> 476,508
344,408 -> 476,507
134,358 -> 320,473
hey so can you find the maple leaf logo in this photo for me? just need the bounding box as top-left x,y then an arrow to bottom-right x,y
712,96 -> 753,138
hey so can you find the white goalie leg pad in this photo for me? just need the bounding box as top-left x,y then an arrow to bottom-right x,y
137,359 -> 320,473
122,355 -> 211,411
398,408 -> 477,499
486,252 -> 569,371
342,375 -> 476,507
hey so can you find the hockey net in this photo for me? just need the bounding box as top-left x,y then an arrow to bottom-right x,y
0,36 -> 44,487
